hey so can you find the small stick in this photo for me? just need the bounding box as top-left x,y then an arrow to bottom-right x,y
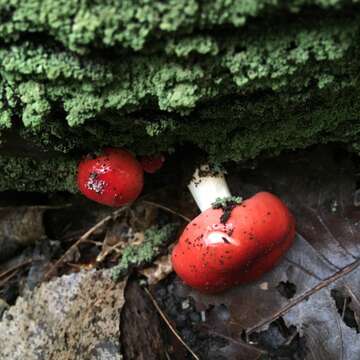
341,297 -> 347,320
283,330 -> 298,346
0,260 -> 32,280
142,200 -> 191,222
143,286 -> 200,360
0,271 -> 19,287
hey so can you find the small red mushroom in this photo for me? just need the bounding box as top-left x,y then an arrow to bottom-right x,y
171,166 -> 295,293
77,148 -> 143,207
140,154 -> 165,174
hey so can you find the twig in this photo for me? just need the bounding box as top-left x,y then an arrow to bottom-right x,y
246,258 -> 360,334
0,271 -> 20,287
143,287 -> 200,360
0,260 -> 32,280
284,257 -> 321,281
344,284 -> 360,308
282,329 -> 298,346
96,242 -> 125,263
203,326 -> 267,355
142,200 -> 191,222
341,297 -> 347,320
65,263 -> 83,270
43,206 -> 129,281
83,239 -> 108,248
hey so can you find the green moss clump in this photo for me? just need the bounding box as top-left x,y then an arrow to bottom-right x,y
0,156 -> 77,193
0,0 -> 354,53
1,17 -> 358,128
111,223 -> 179,281
212,196 -> 243,209
0,1 -> 359,191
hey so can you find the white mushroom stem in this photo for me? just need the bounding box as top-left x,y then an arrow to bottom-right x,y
188,165 -> 231,212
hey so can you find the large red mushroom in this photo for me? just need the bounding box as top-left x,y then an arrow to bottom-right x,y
77,148 -> 144,207
171,165 -> 295,293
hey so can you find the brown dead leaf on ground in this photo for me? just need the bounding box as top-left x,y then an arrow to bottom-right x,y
140,254 -> 173,285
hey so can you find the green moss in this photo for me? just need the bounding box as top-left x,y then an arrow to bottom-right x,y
0,0 -> 354,52
1,16 -> 358,128
111,223 -> 179,280
4,79 -> 360,192
0,156 -> 77,193
0,1 -> 359,191
212,196 -> 243,209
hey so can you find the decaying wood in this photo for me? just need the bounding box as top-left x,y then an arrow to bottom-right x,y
121,281 -> 168,360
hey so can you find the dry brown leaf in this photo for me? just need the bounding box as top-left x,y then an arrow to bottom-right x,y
140,254 -> 173,285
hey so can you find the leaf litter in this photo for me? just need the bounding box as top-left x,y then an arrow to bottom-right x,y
0,192 -> 184,359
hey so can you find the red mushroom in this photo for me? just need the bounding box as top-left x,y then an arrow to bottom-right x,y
77,148 -> 143,207
140,154 -> 165,174
171,165 -> 295,293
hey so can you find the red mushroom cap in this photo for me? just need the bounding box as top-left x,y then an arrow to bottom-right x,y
77,148 -> 144,207
171,192 -> 295,293
140,154 -> 165,174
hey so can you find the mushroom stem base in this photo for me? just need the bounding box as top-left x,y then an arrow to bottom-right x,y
188,166 -> 231,212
